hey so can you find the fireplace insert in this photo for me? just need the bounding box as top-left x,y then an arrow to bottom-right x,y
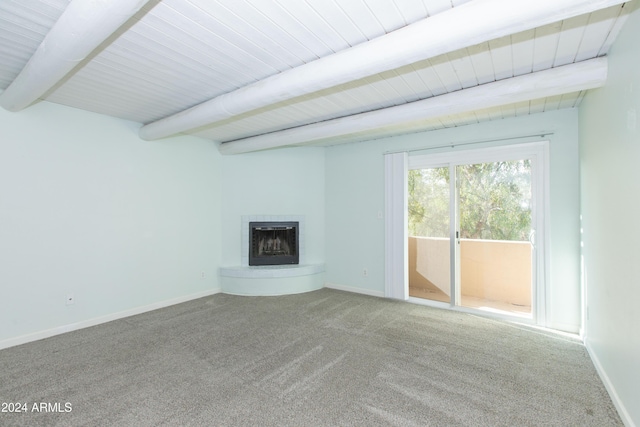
249,221 -> 299,266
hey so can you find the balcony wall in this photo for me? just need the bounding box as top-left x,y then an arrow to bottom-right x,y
409,236 -> 532,306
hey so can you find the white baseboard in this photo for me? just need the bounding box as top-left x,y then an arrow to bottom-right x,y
585,339 -> 635,427
0,287 -> 222,351
324,282 -> 385,298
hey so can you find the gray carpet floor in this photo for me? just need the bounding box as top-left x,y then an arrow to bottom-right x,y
0,288 -> 623,426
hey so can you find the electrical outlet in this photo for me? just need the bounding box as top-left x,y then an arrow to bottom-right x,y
66,293 -> 75,306
201,271 -> 206,279
363,268 -> 368,277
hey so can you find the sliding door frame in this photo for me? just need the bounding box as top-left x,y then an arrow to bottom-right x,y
405,141 -> 549,324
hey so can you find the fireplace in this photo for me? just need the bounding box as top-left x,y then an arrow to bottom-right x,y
249,221 -> 299,266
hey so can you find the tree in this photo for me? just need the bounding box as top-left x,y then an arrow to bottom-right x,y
408,160 -> 531,241
408,168 -> 449,238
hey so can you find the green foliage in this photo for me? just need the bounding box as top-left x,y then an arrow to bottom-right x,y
408,160 -> 532,241
408,168 -> 450,238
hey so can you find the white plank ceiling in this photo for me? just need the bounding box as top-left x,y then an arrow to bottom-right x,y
0,0 -> 635,152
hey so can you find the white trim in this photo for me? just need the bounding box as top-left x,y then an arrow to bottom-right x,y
324,283 -> 385,298
384,152 -> 408,300
450,164 -> 459,306
538,142 -> 551,327
0,288 -> 221,351
585,340 -> 636,427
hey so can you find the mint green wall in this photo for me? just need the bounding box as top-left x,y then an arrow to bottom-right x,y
325,140 -> 386,296
325,109 -> 582,333
0,94 -> 582,343
0,101 -> 325,345
579,5 -> 640,425
0,102 -> 221,343
220,147 -> 325,266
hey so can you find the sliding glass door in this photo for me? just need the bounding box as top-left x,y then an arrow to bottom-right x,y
407,143 -> 545,320
456,159 -> 533,316
407,166 -> 451,303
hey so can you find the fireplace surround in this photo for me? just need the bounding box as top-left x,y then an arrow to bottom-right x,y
219,214 -> 324,296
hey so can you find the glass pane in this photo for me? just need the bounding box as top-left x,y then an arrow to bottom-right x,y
407,167 -> 451,303
457,160 -> 532,317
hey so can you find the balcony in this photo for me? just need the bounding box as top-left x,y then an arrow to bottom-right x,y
408,236 -> 532,317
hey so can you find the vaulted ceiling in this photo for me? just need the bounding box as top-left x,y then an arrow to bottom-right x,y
0,0 -> 635,153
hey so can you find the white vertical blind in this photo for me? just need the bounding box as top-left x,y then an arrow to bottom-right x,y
384,152 -> 408,300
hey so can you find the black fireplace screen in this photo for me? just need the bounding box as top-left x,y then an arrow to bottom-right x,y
249,221 -> 299,266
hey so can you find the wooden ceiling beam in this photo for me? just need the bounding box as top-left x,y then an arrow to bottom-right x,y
139,0 -> 624,141
0,0 -> 153,112
218,58 -> 608,154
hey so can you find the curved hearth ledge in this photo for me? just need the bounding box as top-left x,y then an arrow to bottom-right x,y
219,264 -> 325,296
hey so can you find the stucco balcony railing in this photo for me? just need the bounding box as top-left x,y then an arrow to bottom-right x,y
408,236 -> 532,315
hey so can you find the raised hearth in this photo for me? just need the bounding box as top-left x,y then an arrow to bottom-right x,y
219,215 -> 324,296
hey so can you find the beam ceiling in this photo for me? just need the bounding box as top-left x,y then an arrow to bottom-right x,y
0,0 -> 152,112
0,0 -> 634,154
139,0 -> 626,143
